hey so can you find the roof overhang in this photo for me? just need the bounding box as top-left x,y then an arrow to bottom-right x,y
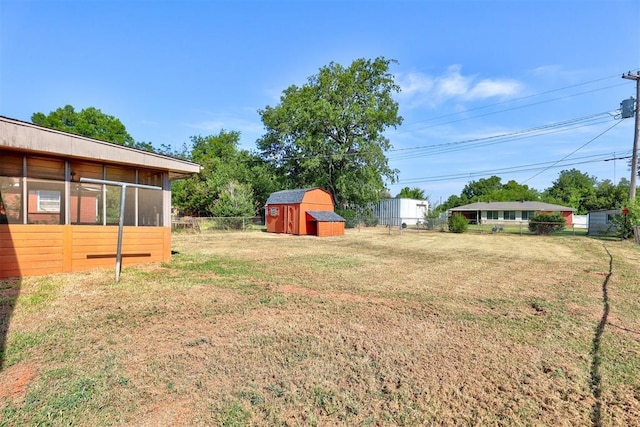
0,116 -> 201,179
450,201 -> 575,212
306,210 -> 346,222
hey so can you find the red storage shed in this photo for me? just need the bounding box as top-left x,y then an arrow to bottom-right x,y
265,188 -> 345,237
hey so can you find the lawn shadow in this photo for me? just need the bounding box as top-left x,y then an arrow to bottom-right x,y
0,277 -> 21,371
1,192 -> 22,370
590,244 -> 612,427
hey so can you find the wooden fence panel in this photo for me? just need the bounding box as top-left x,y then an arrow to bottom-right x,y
0,224 -> 170,279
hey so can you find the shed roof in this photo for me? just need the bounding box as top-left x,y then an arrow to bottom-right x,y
265,188 -> 321,205
306,210 -> 345,222
451,201 -> 575,212
0,115 -> 201,179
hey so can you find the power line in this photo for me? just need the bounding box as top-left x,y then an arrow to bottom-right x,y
388,112 -> 616,161
392,68 -> 639,133
255,70 -> 638,183
392,83 -> 628,135
522,120 -> 624,183
397,152 -> 632,185
395,70 -> 638,128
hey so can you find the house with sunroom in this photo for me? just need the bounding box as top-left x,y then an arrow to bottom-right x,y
448,201 -> 575,225
0,115 -> 201,279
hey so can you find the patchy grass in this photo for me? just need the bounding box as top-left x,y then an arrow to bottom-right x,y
1,228 -> 639,425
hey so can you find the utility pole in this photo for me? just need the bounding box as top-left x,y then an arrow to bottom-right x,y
622,71 -> 640,199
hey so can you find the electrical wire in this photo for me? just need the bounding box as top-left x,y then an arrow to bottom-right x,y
255,70 -> 638,180
394,70 -> 639,129
387,112 -> 616,161
392,83 -> 628,134
521,119 -> 624,183
397,152 -> 632,185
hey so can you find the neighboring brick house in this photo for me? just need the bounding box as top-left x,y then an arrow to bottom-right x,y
449,201 -> 575,225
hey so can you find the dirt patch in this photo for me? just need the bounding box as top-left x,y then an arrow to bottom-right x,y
0,363 -> 37,401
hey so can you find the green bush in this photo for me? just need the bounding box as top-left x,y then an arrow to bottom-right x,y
336,209 -> 358,229
528,213 -> 565,235
612,198 -> 640,239
363,211 -> 378,227
448,214 -> 469,233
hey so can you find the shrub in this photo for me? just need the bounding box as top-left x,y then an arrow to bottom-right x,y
448,213 -> 468,233
612,198 -> 640,239
363,212 -> 378,227
528,213 -> 565,235
336,209 -> 358,229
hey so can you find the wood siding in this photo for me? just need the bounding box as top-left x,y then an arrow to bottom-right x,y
0,224 -> 170,279
317,221 -> 344,237
265,188 -> 338,236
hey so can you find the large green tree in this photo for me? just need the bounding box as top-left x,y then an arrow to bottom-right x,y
437,176 -> 540,213
211,181 -> 256,217
172,131 -> 281,216
396,186 -> 426,199
459,176 -> 540,203
32,105 -> 135,147
461,176 -> 503,200
543,169 -> 597,214
257,57 -> 403,208
592,178 -> 630,211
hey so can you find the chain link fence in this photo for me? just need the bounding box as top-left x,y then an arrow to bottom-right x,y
343,215 -> 449,233
170,215 -> 603,238
466,221 -> 585,236
172,216 -> 263,233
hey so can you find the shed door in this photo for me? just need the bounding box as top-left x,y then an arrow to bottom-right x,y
287,206 -> 295,234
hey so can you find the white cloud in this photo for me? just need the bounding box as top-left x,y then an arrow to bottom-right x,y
467,79 -> 522,99
397,72 -> 435,96
397,65 -> 524,108
527,64 -> 591,83
437,65 -> 472,97
530,65 -> 563,76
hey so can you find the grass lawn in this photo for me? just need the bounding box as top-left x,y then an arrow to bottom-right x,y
1,228 -> 639,425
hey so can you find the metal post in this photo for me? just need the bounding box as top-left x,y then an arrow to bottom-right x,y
622,72 -> 640,199
115,184 -> 127,282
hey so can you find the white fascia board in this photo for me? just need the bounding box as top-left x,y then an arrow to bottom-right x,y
0,116 -> 201,175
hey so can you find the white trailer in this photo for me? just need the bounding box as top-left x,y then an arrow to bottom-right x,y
374,198 -> 429,227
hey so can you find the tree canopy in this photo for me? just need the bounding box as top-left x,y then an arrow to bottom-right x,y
543,169 -> 598,215
437,176 -> 540,212
257,57 -> 402,208
396,186 -> 426,200
32,105 -> 135,147
171,131 -> 281,217
461,176 -> 540,202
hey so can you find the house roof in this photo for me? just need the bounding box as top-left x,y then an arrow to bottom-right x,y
265,188 -> 321,205
306,210 -> 345,222
450,201 -> 575,212
0,115 -> 201,179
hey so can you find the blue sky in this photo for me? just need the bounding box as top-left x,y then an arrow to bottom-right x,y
1,0 -> 639,205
